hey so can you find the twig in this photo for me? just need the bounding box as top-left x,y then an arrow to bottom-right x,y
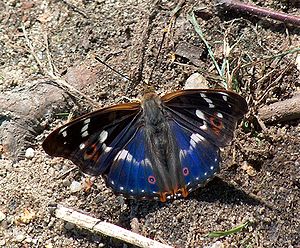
216,0 -> 300,27
52,204 -> 173,248
258,93 -> 300,124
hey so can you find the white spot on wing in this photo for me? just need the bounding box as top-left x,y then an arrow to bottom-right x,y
217,112 -> 223,118
202,96 -> 215,108
81,131 -> 88,137
84,118 -> 90,124
179,134 -> 206,162
115,149 -> 128,161
120,186 -> 124,190
62,131 -> 67,137
103,145 -> 112,153
114,149 -> 141,167
210,166 -> 214,170
99,130 -> 108,143
59,126 -> 68,134
79,143 -> 85,150
200,122 -> 208,130
204,97 -> 213,104
191,133 -> 205,143
219,92 -> 229,101
81,124 -> 89,132
196,110 -> 205,120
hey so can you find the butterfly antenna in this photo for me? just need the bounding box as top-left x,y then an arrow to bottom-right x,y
95,56 -> 134,83
148,30 -> 167,83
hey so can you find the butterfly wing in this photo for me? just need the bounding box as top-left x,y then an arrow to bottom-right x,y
42,102 -> 141,176
104,128 -> 163,200
161,89 -> 248,195
162,89 -> 248,147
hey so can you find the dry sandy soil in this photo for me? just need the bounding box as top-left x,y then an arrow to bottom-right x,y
0,0 -> 300,247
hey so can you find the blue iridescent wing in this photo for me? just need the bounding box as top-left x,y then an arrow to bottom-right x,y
168,119 -> 220,194
105,128 -> 162,200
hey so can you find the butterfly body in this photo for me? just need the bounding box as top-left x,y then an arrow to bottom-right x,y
43,89 -> 248,202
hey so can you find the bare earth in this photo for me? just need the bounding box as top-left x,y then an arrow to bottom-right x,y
0,0 -> 299,247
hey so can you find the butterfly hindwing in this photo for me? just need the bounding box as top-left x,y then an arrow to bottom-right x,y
105,128 -> 161,199
169,119 -> 220,193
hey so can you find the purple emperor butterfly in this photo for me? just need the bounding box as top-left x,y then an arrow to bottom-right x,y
42,89 -> 247,202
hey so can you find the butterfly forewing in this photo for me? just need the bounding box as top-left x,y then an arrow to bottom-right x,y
162,89 -> 248,147
42,102 -> 141,175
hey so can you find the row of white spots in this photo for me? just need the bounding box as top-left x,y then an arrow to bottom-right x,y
81,118 -> 91,138
79,128 -> 109,151
195,110 -> 208,130
200,93 -> 215,108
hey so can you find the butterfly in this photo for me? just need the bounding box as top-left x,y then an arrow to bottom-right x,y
42,89 -> 248,202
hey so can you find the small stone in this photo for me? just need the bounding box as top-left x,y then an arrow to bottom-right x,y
62,179 -> 71,187
0,239 -> 6,246
64,222 -> 75,230
15,234 -> 26,242
25,148 -> 35,159
69,180 -> 82,192
184,73 -> 209,89
0,211 -> 6,222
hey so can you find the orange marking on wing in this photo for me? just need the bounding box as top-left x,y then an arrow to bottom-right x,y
209,113 -> 224,135
83,144 -> 100,162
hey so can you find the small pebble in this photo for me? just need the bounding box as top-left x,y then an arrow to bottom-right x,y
0,211 -> 6,222
15,234 -> 25,242
69,180 -> 82,192
64,222 -> 75,230
25,148 -> 35,159
62,179 -> 71,187
184,72 -> 208,89
0,239 -> 6,246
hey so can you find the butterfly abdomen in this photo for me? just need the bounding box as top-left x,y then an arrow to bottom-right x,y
141,94 -> 187,201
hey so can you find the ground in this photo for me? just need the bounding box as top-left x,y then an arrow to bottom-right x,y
0,0 -> 299,247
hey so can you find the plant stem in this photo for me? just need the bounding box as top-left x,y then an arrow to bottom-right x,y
216,0 -> 300,27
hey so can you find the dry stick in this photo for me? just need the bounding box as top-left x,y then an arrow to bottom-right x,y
258,93 -> 300,124
216,0 -> 300,27
53,204 -> 173,248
